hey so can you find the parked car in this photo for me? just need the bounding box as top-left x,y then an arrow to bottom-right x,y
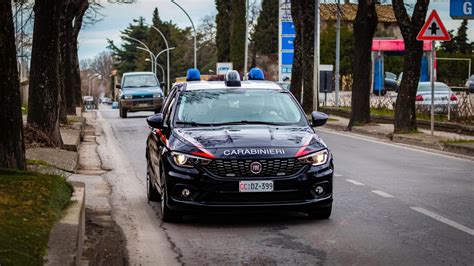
465,75 -> 474,93
415,82 -> 458,113
384,72 -> 398,91
117,72 -> 164,118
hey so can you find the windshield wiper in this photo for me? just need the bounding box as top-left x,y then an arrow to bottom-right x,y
138,85 -> 156,87
212,120 -> 284,126
176,121 -> 215,127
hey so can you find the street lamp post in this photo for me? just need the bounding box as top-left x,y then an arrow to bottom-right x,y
143,22 -> 172,96
87,73 -> 100,96
137,46 -> 156,74
137,46 -> 175,86
313,0 -> 320,111
243,0 -> 249,79
171,0 -> 197,69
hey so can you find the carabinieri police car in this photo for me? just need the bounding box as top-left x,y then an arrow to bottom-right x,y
145,68 -> 333,222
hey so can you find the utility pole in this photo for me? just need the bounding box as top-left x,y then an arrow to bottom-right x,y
313,0 -> 320,111
335,0 -> 341,107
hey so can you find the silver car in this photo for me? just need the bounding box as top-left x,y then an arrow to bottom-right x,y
415,82 -> 458,113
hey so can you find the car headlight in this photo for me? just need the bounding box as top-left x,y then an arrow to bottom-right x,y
171,152 -> 212,168
297,149 -> 329,166
123,95 -> 132,100
153,93 -> 162,98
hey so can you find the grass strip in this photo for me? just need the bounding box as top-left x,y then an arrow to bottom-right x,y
0,168 -> 72,265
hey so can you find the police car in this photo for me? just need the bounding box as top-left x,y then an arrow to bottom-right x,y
145,68 -> 333,222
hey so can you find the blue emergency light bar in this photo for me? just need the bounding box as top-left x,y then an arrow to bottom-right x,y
186,68 -> 201,81
248,68 -> 265,80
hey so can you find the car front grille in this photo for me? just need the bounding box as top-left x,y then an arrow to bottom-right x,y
205,158 -> 304,178
132,94 -> 153,99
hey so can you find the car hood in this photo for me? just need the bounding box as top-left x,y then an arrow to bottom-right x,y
170,126 -> 327,159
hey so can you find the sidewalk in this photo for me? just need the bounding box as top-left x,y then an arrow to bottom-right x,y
25,114 -> 86,173
323,115 -> 474,157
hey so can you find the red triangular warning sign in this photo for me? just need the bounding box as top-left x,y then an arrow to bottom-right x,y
417,10 -> 451,41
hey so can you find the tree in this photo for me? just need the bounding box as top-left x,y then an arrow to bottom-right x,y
107,17 -> 149,74
392,0 -> 429,133
348,0 -> 378,129
215,0 -> 232,62
252,0 -> 278,55
455,19 -> 470,54
27,0 -> 63,148
0,0 -> 26,170
289,0 -> 315,113
230,0 -> 246,72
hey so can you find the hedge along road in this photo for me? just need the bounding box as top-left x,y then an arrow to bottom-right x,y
96,105 -> 473,265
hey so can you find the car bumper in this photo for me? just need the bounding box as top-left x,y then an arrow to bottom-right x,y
162,156 -> 333,213
120,98 -> 163,111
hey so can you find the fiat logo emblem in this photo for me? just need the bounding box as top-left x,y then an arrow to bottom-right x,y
250,162 -> 262,174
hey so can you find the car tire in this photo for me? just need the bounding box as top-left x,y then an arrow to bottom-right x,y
160,170 -> 182,223
306,205 -> 332,219
147,172 -> 160,202
120,108 -> 127,118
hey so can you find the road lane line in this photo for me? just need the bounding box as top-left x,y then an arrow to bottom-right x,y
410,207 -> 474,236
334,173 -> 343,177
317,128 -> 473,162
346,179 -> 364,185
372,190 -> 394,198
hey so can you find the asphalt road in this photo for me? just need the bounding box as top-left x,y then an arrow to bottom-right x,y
96,106 -> 473,265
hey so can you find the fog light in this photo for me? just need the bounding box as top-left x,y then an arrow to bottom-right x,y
181,188 -> 191,198
314,186 -> 324,195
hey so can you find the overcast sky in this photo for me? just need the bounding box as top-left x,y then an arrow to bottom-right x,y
78,0 -> 474,61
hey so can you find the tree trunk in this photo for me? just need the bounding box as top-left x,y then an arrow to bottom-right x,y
27,0 -> 63,148
392,0 -> 429,133
0,1 -> 26,170
59,1 -> 70,124
290,0 -> 304,103
71,0 -> 89,110
290,0 -> 315,113
348,0 -> 378,129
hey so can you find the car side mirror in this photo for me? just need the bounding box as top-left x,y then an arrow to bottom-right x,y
311,111 -> 328,127
147,113 -> 164,129
115,84 -> 121,89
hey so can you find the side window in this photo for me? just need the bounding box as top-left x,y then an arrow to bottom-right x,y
164,98 -> 176,126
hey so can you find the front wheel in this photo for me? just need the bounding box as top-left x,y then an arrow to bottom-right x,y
119,107 -> 127,118
306,205 -> 332,219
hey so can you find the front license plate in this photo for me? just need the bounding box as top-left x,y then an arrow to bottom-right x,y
138,103 -> 149,107
239,180 -> 273,192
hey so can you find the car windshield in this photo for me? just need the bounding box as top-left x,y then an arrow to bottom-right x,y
417,83 -> 450,93
175,89 -> 306,126
122,75 -> 158,88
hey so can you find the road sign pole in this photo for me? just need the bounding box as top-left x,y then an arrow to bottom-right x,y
430,40 -> 435,138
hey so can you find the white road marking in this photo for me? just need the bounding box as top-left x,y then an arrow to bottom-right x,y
411,207 -> 474,236
346,179 -> 364,185
334,173 -> 343,177
372,190 -> 394,198
318,128 -> 474,162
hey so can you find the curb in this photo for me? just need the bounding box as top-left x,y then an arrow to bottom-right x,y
45,181 -> 85,266
323,123 -> 474,158
320,107 -> 474,136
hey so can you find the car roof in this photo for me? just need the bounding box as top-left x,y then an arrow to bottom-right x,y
122,72 -> 155,76
182,80 -> 284,91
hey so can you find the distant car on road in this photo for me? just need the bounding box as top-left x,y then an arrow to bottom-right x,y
465,75 -> 474,93
112,102 -> 119,109
101,97 -> 113,105
415,82 -> 458,113
117,72 -> 164,118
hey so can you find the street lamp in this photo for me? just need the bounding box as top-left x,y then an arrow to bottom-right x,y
243,0 -> 249,80
88,73 -> 102,96
137,46 -> 175,86
141,21 -> 172,95
137,46 -> 156,74
171,0 -> 197,69
124,36 -> 154,72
